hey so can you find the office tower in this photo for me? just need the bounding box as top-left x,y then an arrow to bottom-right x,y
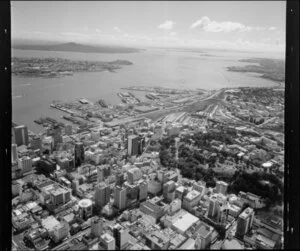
78,199 -> 93,220
113,224 -> 129,249
50,188 -> 71,206
52,222 -> 69,243
31,135 -> 42,150
95,182 -> 111,208
195,223 -> 214,249
138,135 -> 146,155
18,156 -> 32,173
236,207 -> 254,238
91,216 -> 103,238
127,135 -> 139,156
114,186 -> 127,210
127,167 -> 142,185
13,125 -> 29,146
75,142 -> 84,167
163,180 -> 176,201
11,144 -> 18,163
216,181 -> 228,195
138,180 -> 148,201
115,172 -> 125,186
208,197 -> 220,220
53,124 -> 63,147
97,165 -> 111,183
100,233 -> 115,250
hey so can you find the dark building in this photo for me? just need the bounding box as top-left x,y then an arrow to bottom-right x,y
115,172 -> 125,186
31,136 -> 42,150
13,125 -> 29,146
36,158 -> 56,175
127,135 -> 139,156
138,135 -> 146,155
52,124 -> 63,148
75,142 -> 84,167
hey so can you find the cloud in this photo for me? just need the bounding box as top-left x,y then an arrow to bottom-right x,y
95,29 -> 102,33
158,20 -> 175,30
113,26 -> 121,32
61,32 -> 89,37
269,26 -> 277,31
170,32 -> 177,36
190,16 -> 274,32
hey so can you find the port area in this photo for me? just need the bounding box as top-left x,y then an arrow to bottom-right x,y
38,87 -> 218,128
34,85 -> 283,135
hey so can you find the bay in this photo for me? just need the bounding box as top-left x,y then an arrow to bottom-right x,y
12,48 -> 281,133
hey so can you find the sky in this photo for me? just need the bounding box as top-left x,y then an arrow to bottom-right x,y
11,1 -> 286,52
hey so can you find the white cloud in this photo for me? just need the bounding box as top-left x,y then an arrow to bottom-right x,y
95,29 -> 102,33
190,16 -> 274,33
170,32 -> 177,36
269,26 -> 277,31
113,26 -> 121,32
158,20 -> 175,30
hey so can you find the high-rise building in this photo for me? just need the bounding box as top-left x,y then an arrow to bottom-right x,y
50,187 -> 71,206
182,190 -> 201,212
115,172 -> 125,186
208,197 -> 222,221
11,144 -> 18,163
78,199 -> 93,220
95,182 -> 111,208
91,216 -> 103,238
52,124 -> 63,148
30,135 -> 42,150
195,223 -> 214,249
18,156 -> 32,173
75,142 -> 84,167
114,186 -> 127,210
138,135 -> 146,155
52,222 -> 69,243
100,233 -> 115,250
236,207 -> 254,239
13,125 -> 29,146
163,180 -> 176,202
138,180 -> 148,201
127,167 -> 142,184
127,135 -> 139,156
97,165 -> 110,182
113,223 -> 129,249
216,181 -> 228,195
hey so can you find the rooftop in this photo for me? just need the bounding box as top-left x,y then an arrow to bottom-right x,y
185,190 -> 201,201
172,211 -> 199,233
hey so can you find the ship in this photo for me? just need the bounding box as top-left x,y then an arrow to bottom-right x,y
98,99 -> 108,108
145,94 -> 154,100
34,119 -> 42,125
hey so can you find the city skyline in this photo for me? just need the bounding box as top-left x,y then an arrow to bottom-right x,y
12,1 -> 286,52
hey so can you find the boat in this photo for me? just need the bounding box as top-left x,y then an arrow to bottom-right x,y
34,119 -> 42,125
98,99 -> 108,108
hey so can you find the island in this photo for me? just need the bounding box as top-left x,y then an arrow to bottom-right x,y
12,57 -> 133,78
12,42 -> 142,54
227,58 -> 285,83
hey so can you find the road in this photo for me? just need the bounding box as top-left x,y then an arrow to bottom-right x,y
209,105 -> 219,119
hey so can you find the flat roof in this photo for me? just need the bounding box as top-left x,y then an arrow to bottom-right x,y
172,212 -> 199,233
41,216 -> 61,232
179,238 -> 195,250
185,190 -> 201,201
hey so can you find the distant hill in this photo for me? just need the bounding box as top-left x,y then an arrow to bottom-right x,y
12,42 -> 142,54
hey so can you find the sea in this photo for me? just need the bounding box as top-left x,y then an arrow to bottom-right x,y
12,48 -> 284,133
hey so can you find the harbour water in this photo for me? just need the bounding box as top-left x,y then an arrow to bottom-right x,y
12,48 -> 281,133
